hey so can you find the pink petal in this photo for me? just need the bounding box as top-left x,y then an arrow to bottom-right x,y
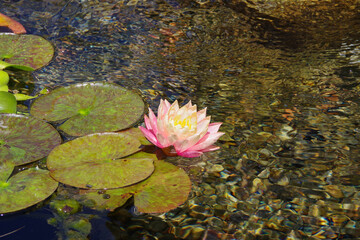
144,114 -> 152,130
177,150 -> 203,158
208,122 -> 222,133
174,133 -> 201,152
199,145 -> 220,152
148,108 -> 158,134
139,126 -> 160,147
187,132 -> 224,152
196,116 -> 211,137
197,108 -> 207,122
178,145 -> 220,158
158,99 -> 172,119
156,132 -> 176,148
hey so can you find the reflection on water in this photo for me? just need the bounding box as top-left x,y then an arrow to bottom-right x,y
2,0 -> 360,239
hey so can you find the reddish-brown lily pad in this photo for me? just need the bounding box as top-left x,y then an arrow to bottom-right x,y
81,155 -> 192,213
47,132 -> 154,189
0,168 -> 58,214
0,34 -> 53,70
0,13 -> 26,34
30,82 -> 145,136
0,114 -> 62,166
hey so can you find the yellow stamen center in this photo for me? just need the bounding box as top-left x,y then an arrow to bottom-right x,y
174,116 -> 192,129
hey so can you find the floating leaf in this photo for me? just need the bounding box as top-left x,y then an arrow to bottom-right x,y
0,34 -> 53,70
0,168 -> 58,214
81,157 -> 192,213
0,70 -> 9,88
0,13 -> 26,34
0,114 -> 62,165
0,60 -> 34,71
79,189 -> 132,211
0,92 -> 16,113
47,133 -> 154,189
0,160 -> 15,182
132,160 -> 192,213
30,82 -> 145,136
118,128 -> 151,145
13,93 -> 37,101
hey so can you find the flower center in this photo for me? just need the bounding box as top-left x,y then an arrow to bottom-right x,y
173,116 -> 192,129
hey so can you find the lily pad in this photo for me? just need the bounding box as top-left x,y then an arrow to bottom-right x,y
132,160 -> 192,213
81,157 -> 192,213
47,132 -> 154,189
0,114 -> 62,165
0,168 -> 58,214
0,60 -> 34,71
0,13 -> 26,34
30,82 -> 145,136
0,160 -> 15,182
0,91 -> 16,113
0,70 -> 9,88
0,34 -> 53,70
118,127 -> 151,145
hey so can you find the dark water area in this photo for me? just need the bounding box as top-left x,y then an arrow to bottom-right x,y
2,0 -> 360,239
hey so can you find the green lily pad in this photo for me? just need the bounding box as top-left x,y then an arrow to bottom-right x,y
0,114 -> 62,165
47,132 -> 154,189
118,128 -> 151,145
0,34 -> 53,70
0,60 -> 34,71
79,189 -> 132,211
0,160 -> 15,182
0,70 -> 9,87
0,91 -> 16,113
0,168 -> 58,214
81,157 -> 192,213
30,82 -> 145,136
132,160 -> 192,213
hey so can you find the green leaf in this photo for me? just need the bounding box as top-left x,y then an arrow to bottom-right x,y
132,160 -> 192,213
47,132 -> 154,189
80,156 -> 192,213
0,168 -> 58,214
30,82 -> 145,136
0,85 -> 8,92
119,128 -> 151,145
0,35 -> 54,70
0,160 -> 15,182
0,91 -> 16,113
13,93 -> 37,101
0,61 -> 34,71
0,114 -> 62,165
0,70 -> 9,86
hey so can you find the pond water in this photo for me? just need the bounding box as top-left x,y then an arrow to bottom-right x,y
2,0 -> 360,239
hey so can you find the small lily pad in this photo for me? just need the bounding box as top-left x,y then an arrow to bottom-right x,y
0,114 -> 62,165
30,82 -> 145,136
47,132 -> 154,189
81,156 -> 192,213
0,13 -> 26,34
0,91 -> 16,113
0,168 -> 58,214
0,34 -> 53,70
0,70 -> 9,87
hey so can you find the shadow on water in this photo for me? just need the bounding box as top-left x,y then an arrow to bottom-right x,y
2,0 -> 360,239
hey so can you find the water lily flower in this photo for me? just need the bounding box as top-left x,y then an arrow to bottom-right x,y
139,99 -> 224,158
